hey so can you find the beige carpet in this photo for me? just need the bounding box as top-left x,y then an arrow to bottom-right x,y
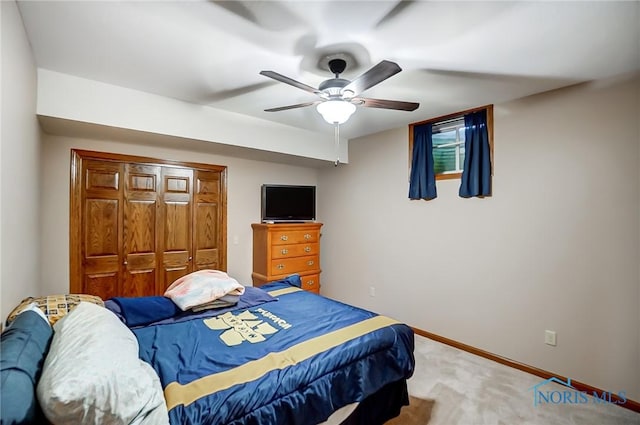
386,396 -> 435,425
404,335 -> 640,425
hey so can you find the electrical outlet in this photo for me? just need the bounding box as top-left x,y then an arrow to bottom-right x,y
545,330 -> 557,346
369,286 -> 376,297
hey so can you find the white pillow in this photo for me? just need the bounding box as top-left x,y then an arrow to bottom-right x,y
164,269 -> 245,310
37,302 -> 169,425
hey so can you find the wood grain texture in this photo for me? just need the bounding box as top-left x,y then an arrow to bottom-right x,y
251,223 -> 322,292
123,163 -> 160,297
193,170 -> 225,272
79,160 -> 123,296
160,167 -> 192,293
69,149 -> 227,299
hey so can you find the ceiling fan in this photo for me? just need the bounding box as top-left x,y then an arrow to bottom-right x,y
260,58 -> 419,125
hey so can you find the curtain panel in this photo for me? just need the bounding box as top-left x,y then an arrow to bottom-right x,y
408,123 -> 437,200
459,110 -> 491,197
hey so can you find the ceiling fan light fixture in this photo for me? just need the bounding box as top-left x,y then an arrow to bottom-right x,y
316,100 -> 356,124
341,89 -> 355,99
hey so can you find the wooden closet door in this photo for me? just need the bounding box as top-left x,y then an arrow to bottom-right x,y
193,170 -> 225,271
80,160 -> 123,300
71,150 -> 227,298
160,167 -> 194,291
122,164 -> 160,297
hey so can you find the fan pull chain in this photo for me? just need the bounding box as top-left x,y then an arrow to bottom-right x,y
334,123 -> 340,167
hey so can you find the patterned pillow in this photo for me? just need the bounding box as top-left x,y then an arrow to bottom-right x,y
6,294 -> 104,326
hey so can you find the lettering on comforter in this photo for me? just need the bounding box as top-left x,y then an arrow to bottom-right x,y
203,308 -> 291,346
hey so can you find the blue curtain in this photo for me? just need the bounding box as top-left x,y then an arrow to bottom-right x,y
408,123 -> 437,200
459,110 -> 491,197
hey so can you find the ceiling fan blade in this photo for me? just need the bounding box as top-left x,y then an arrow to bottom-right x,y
355,97 -> 420,111
264,101 -> 320,112
199,81 -> 276,103
375,0 -> 416,28
341,60 -> 402,96
212,0 -> 303,31
260,71 -> 321,95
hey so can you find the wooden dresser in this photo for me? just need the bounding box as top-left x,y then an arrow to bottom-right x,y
251,222 -> 322,294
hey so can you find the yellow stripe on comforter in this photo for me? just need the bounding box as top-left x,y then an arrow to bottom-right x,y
164,315 -> 400,410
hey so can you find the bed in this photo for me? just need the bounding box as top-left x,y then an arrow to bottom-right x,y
0,275 -> 414,425
126,277 -> 415,425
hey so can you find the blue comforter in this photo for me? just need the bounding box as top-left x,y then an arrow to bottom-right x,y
134,281 -> 415,425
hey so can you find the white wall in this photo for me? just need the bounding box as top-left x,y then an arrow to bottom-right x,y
1,1 -> 42,321
37,69 -> 348,164
318,74 -> 640,401
40,134 -> 318,294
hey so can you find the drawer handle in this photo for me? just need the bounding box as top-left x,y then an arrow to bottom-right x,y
280,235 -> 289,241
304,246 -> 311,253
307,280 -> 315,286
276,264 -> 285,270
281,248 -> 288,255
304,233 -> 311,240
307,260 -> 314,266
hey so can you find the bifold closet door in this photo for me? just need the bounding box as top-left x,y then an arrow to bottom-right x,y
159,167 -> 194,292
122,164 -> 161,297
193,170 -> 224,271
80,160 -> 124,300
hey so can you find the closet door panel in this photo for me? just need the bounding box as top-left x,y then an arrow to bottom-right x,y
160,168 -> 193,290
123,269 -> 155,298
194,202 -> 219,270
85,199 -> 119,257
81,160 -> 123,297
193,170 -> 223,271
82,272 -> 118,301
123,164 -> 160,297
164,202 -> 190,250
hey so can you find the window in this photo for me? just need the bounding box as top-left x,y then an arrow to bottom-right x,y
409,105 -> 493,181
432,117 -> 465,177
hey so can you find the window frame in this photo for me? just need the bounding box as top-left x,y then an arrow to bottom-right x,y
409,104 -> 494,181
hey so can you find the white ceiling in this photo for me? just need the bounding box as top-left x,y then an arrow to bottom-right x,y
17,1 -> 640,140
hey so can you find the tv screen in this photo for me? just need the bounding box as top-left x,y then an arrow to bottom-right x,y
261,185 -> 316,222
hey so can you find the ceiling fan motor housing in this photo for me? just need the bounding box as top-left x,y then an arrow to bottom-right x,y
319,59 -> 351,97
319,78 -> 350,96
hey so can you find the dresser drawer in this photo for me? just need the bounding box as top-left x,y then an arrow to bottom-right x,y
271,230 -> 319,245
270,255 -> 319,275
301,274 -> 320,293
271,242 -> 319,259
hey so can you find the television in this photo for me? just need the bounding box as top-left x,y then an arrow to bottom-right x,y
261,184 -> 316,222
